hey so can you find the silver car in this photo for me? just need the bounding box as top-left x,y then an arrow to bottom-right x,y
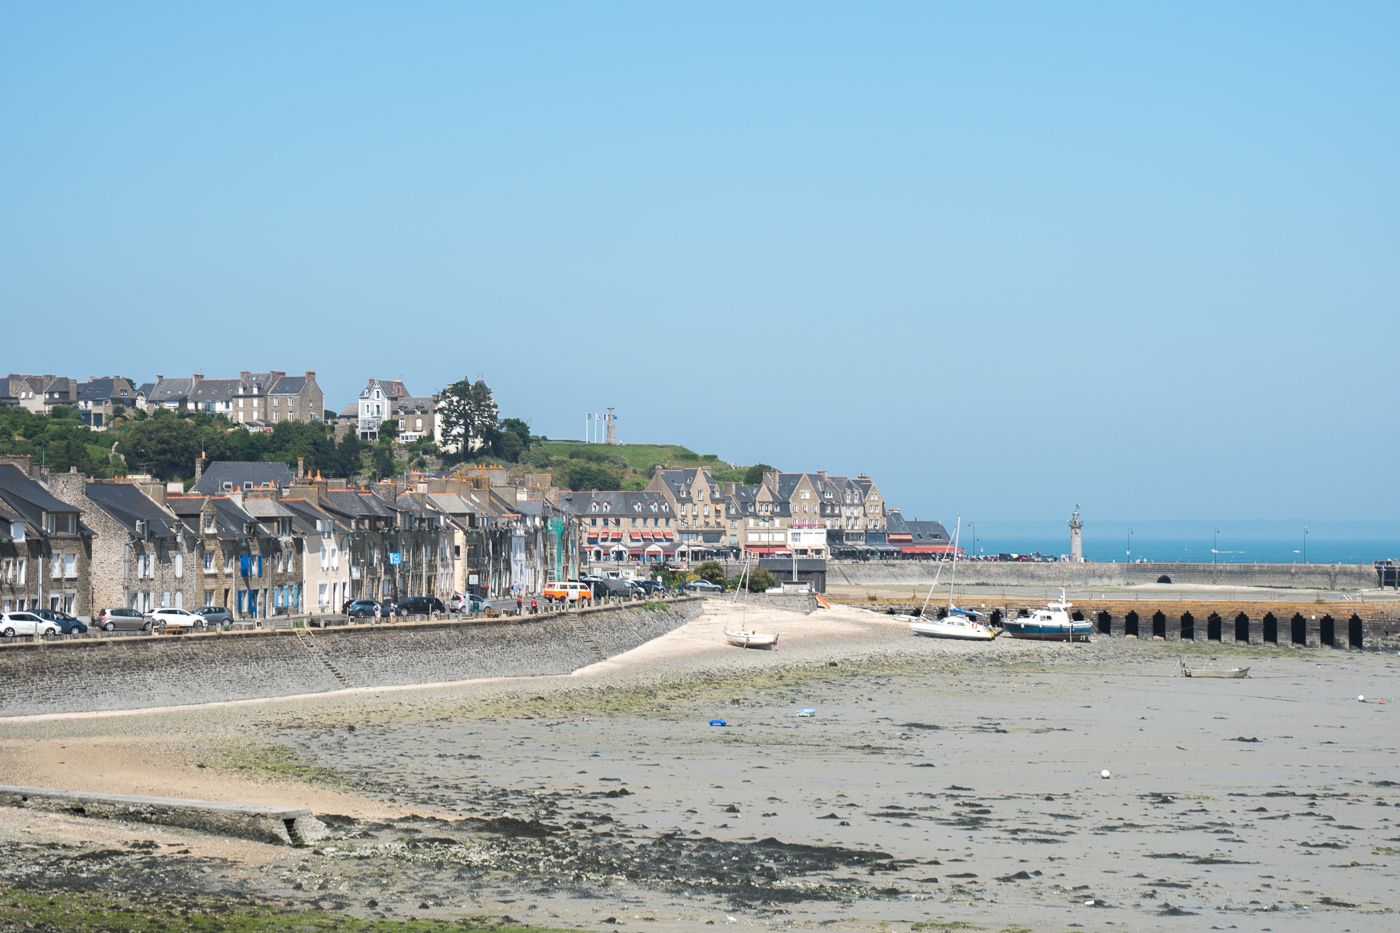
0,611 -> 61,638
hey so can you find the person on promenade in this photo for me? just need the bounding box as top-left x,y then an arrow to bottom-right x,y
531,596 -> 538,615
373,601 -> 381,625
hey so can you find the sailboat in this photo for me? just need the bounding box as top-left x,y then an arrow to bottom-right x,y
899,518 -> 997,641
723,555 -> 779,650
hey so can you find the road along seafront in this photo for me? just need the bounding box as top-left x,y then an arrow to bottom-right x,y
0,598 -> 1396,932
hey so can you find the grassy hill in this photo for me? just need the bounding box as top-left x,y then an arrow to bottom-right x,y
529,440 -> 753,489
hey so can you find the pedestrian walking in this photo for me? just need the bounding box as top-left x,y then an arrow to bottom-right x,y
373,602 -> 381,625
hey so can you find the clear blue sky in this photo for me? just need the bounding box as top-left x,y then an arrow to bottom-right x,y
3,3 -> 1396,522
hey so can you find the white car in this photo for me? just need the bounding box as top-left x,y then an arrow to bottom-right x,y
146,607 -> 206,633
0,611 -> 61,638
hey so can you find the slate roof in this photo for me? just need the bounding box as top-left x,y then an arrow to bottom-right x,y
77,378 -> 135,404
279,497 -> 342,535
147,378 -> 196,405
0,464 -> 83,529
187,379 -> 242,407
267,376 -> 308,396
884,511 -> 949,543
192,461 -> 296,495
651,468 -> 718,503
84,483 -> 182,538
569,491 -> 671,516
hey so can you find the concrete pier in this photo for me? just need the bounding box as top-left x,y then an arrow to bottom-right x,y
0,785 -> 327,846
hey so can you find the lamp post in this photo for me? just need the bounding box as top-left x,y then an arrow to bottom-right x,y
1303,526 -> 1308,565
1213,527 -> 1219,566
969,522 -> 977,560
1127,527 -> 1133,563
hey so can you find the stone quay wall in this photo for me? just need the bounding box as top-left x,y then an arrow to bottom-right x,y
828,560 -> 1380,591
0,598 -> 706,719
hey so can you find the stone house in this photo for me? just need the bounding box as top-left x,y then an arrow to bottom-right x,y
390,394 -> 438,443
241,496 -> 307,616
4,374 -> 76,414
279,492 -> 350,615
167,492 -> 291,619
75,376 -> 138,429
145,371 -> 323,424
646,468 -> 725,543
47,475 -> 198,615
0,459 -> 93,618
565,490 -> 677,565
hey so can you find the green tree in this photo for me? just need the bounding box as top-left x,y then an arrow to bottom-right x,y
437,377 -> 498,459
695,561 -> 727,587
116,415 -> 204,481
744,463 -> 776,485
563,463 -> 621,491
747,569 -> 778,592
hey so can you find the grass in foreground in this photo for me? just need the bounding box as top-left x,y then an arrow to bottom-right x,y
0,890 -> 580,933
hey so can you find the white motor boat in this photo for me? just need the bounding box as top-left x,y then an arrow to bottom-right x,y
1002,589 -> 1091,642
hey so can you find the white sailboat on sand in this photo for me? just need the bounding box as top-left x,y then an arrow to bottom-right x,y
898,518 -> 997,641
723,556 -> 779,650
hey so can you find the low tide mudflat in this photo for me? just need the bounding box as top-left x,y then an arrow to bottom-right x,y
0,601 -> 1396,932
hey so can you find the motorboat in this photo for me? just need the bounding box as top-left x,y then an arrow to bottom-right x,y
1002,589 -> 1091,642
901,517 -> 998,641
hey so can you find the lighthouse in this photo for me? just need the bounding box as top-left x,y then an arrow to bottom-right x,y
1069,505 -> 1084,562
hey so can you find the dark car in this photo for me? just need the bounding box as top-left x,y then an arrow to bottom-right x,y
34,609 -> 88,635
96,608 -> 152,632
632,580 -> 668,596
684,579 -> 724,593
194,606 -> 233,626
395,596 -> 446,617
346,598 -> 381,619
601,579 -> 643,599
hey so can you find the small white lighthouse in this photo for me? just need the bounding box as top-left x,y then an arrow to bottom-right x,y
1069,505 -> 1084,562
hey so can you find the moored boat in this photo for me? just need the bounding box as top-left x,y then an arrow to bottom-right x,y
1179,658 -> 1249,678
725,630 -> 779,649
903,607 -> 997,641
1002,590 -> 1091,642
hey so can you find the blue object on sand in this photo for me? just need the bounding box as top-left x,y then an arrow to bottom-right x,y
796,708 -> 816,717
709,719 -> 727,727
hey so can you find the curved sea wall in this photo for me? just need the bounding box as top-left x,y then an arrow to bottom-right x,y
0,599 -> 705,719
828,561 -> 1379,591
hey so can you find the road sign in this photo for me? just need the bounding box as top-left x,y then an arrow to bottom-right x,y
389,552 -> 401,565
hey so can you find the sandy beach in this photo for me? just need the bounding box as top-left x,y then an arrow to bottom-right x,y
1,597 -> 1396,931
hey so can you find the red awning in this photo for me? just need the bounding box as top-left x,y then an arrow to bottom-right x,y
744,546 -> 793,555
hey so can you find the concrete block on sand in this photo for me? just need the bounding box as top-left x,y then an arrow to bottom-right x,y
0,785 -> 327,846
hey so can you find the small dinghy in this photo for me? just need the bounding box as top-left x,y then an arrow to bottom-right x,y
725,630 -> 779,649
1179,658 -> 1249,678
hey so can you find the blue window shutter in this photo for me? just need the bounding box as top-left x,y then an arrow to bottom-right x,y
236,590 -> 244,612
257,555 -> 263,576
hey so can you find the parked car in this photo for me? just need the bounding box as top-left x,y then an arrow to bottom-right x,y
34,609 -> 87,635
147,607 -> 206,633
542,581 -> 593,604
632,580 -> 668,596
346,598 -> 381,619
0,611 -> 60,638
600,578 -> 643,599
194,606 -> 233,626
684,579 -> 724,593
96,608 -> 152,632
458,594 -> 498,614
395,596 -> 446,616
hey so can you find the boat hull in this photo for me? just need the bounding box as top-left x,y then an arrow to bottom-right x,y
1001,621 -> 1092,642
1182,666 -> 1249,678
725,632 -> 778,649
907,620 -> 995,641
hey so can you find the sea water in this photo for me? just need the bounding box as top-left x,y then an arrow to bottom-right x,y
962,520 -> 1400,566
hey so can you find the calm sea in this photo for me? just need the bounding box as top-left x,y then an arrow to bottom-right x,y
956,521 -> 1400,566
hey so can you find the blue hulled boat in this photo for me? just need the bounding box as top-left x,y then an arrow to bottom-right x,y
1002,590 -> 1091,642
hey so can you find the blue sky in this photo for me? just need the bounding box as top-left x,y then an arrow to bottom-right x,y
2,3 -> 1397,522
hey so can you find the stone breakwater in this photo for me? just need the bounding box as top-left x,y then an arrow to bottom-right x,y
829,559 -> 1379,590
0,599 -> 705,719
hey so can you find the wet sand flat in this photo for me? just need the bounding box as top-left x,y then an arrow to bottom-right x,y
0,599 -> 1396,932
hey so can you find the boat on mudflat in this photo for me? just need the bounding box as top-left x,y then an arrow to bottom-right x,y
1179,658 -> 1249,678
725,630 -> 779,649
1002,591 -> 1091,642
905,607 -> 997,641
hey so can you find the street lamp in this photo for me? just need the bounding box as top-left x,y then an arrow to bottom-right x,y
1303,526 -> 1308,565
970,522 -> 977,560
1213,527 -> 1219,566
1127,527 -> 1133,563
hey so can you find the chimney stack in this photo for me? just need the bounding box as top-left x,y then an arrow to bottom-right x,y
297,457 -> 305,479
194,451 -> 205,485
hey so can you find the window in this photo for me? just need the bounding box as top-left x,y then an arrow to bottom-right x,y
174,591 -> 183,609
52,553 -> 62,579
15,559 -> 24,585
174,553 -> 183,578
204,591 -> 213,607
203,550 -> 213,572
203,514 -> 215,532
223,549 -> 233,573
318,581 -> 329,606
273,397 -> 279,406
331,547 -> 338,570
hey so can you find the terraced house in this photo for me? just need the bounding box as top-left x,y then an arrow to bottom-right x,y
645,468 -> 725,544
0,459 -> 92,617
142,371 -> 323,424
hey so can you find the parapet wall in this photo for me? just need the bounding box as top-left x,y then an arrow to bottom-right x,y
0,599 -> 705,719
828,561 -> 1379,591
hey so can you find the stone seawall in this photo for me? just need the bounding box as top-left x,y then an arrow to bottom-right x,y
0,599 -> 706,719
828,561 -> 1379,590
